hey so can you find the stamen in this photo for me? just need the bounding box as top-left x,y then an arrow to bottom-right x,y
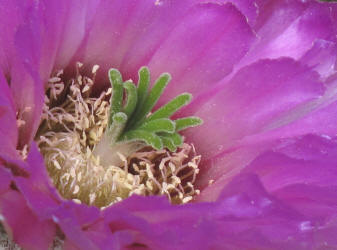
35,64 -> 202,207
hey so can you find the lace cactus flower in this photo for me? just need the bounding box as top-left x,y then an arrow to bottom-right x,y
1,0 -> 337,249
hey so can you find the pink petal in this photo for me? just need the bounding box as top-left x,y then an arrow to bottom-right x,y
274,184 -> 337,221
80,0 -> 198,83
97,175 -> 332,249
148,2 -> 256,104
189,58 -> 323,160
242,135 -> 337,192
227,0 -> 259,25
300,39 -> 337,79
0,72 -> 18,156
0,0 -> 29,74
15,143 -> 61,219
53,202 -> 101,250
0,190 -> 56,250
9,6 -> 44,146
243,0 -> 336,65
0,167 -> 12,194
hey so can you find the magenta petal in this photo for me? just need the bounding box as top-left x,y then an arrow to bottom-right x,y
53,202 -> 101,250
98,175 -> 330,249
0,190 -> 56,250
9,8 -> 44,146
226,0 -> 259,26
242,135 -> 337,192
274,184 -> 337,220
0,167 -> 12,194
0,72 -> 18,155
300,39 -> 337,79
0,0 -> 28,74
14,143 -> 61,219
189,58 -> 323,160
82,0 -> 198,82
243,0 -> 336,65
49,0 -> 100,70
148,2 -> 255,104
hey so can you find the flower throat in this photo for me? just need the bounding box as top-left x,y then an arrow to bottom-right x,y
35,63 -> 202,208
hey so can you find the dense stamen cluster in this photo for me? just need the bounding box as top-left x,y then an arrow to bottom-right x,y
36,64 -> 201,207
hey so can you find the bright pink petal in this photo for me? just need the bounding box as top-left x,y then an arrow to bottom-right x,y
94,175 -> 337,249
80,0 -> 198,82
0,72 -> 18,156
53,202 -> 101,250
300,39 -> 337,79
148,2 -> 255,104
0,167 -> 12,194
189,58 -> 323,160
0,0 -> 30,74
14,143 -> 61,219
243,0 -> 336,65
227,0 -> 259,25
242,135 -> 337,192
0,190 -> 56,250
274,184 -> 337,221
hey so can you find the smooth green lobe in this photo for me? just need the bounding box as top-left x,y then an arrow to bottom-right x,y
131,73 -> 171,128
161,137 -> 177,152
137,67 -> 150,107
175,117 -> 203,131
122,81 -> 138,117
146,93 -> 192,122
139,118 -> 175,134
121,130 -> 163,150
109,69 -> 124,124
160,132 -> 183,147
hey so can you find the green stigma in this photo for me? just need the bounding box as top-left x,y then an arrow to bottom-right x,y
104,66 -> 202,152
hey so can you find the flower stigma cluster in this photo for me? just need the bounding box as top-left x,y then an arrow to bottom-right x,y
36,63 -> 203,207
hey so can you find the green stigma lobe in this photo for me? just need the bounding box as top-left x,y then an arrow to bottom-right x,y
105,67 -> 203,151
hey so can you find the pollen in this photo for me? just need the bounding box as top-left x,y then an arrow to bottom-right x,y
35,64 -> 201,207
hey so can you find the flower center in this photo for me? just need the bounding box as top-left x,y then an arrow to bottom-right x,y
35,63 -> 202,207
